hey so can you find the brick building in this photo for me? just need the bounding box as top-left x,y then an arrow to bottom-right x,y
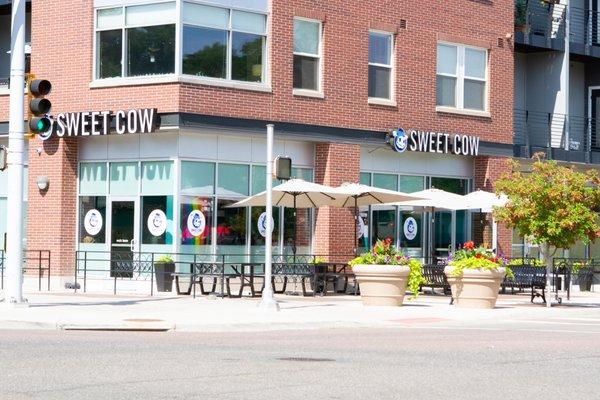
0,0 -> 515,289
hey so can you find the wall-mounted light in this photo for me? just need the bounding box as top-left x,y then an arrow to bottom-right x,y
36,176 -> 49,191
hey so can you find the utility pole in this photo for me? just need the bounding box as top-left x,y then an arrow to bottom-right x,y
4,0 -> 26,304
258,124 -> 279,311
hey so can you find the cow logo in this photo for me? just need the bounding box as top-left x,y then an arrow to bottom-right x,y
84,209 -> 103,236
390,128 -> 408,153
147,209 -> 167,237
258,212 -> 274,238
403,217 -> 418,241
187,210 -> 206,237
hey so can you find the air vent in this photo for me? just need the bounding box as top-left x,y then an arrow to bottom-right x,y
497,37 -> 504,48
399,19 -> 407,29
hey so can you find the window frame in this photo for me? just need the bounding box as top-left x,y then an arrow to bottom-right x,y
367,29 -> 395,102
292,16 -> 323,95
436,42 -> 488,112
92,1 -> 270,88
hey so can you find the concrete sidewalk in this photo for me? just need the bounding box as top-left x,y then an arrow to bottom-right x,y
1,290 -> 600,332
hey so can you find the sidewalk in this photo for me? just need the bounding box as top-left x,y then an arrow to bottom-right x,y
1,290 -> 600,332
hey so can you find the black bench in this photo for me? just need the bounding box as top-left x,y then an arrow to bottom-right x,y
420,265 -> 451,295
503,266 -> 546,303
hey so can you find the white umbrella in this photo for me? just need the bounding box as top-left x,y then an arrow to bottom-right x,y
228,179 -> 339,254
462,190 -> 508,251
331,183 -> 427,255
389,188 -> 472,260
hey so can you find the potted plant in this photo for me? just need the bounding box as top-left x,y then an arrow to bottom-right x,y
515,0 -> 528,32
349,238 -> 425,306
444,241 -> 508,309
573,261 -> 594,292
154,255 -> 176,292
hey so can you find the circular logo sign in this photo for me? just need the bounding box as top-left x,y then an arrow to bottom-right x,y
147,209 -> 167,237
258,212 -> 274,237
390,128 -> 408,153
84,209 -> 103,236
403,217 -> 418,241
187,210 -> 206,237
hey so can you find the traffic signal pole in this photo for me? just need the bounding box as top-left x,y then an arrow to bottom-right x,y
4,0 -> 26,304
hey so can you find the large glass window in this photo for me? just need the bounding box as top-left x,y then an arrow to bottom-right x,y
182,3 -> 266,82
436,43 -> 487,111
217,164 -> 249,197
80,163 -> 108,195
293,18 -> 321,91
79,196 -> 107,244
95,3 -> 176,79
141,161 -> 173,195
368,31 -> 393,100
180,196 -> 213,248
109,162 -> 140,195
142,196 -> 173,245
216,199 -> 246,248
373,173 -> 397,191
181,161 -> 215,195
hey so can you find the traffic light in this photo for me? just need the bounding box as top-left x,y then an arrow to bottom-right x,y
0,145 -> 7,171
28,79 -> 52,135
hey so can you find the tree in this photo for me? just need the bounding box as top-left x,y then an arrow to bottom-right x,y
494,154 -> 600,307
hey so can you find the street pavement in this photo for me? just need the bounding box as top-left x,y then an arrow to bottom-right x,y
0,326 -> 599,400
1,291 -> 600,399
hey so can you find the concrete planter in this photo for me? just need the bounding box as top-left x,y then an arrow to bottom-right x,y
444,266 -> 506,309
352,264 -> 410,306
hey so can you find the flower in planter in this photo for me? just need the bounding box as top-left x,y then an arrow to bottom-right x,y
349,239 -> 426,298
448,242 -> 512,278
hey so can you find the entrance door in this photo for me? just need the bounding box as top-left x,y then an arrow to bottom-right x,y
109,199 -> 138,278
589,88 -> 600,150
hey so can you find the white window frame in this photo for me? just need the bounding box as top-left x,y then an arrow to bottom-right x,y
292,17 -> 323,96
436,42 -> 489,114
368,30 -> 395,104
91,1 -> 271,92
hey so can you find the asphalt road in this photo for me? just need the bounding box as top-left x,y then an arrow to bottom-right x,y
0,326 -> 598,400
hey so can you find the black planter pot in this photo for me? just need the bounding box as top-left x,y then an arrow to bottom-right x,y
155,262 -> 176,292
578,270 -> 594,292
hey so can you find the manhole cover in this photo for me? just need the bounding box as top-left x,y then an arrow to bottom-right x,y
277,357 -> 335,362
123,319 -> 165,323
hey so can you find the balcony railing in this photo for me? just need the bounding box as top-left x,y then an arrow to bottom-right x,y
515,0 -> 566,46
513,109 -> 600,163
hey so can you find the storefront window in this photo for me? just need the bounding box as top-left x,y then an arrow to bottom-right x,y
180,196 -> 213,246
400,211 -> 423,257
373,173 -> 397,191
79,196 -> 106,244
181,161 -> 215,195
80,163 -> 108,195
284,208 -> 311,255
399,175 -> 424,193
141,161 -> 173,195
371,208 -> 396,246
250,206 -> 279,248
360,172 -> 371,186
109,162 -> 139,195
216,199 -> 246,260
141,196 -> 173,245
251,165 -> 279,195
217,163 -> 249,196
292,167 -> 313,182
431,177 -> 468,254
357,207 -> 370,253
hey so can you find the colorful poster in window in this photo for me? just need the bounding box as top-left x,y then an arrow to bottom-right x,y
181,197 -> 212,246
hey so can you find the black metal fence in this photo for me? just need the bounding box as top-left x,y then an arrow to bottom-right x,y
0,250 -> 51,291
74,251 -> 356,296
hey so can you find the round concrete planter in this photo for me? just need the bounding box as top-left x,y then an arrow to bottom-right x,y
444,266 -> 506,309
352,264 -> 410,306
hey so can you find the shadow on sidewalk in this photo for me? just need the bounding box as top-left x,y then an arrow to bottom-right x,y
28,296 -> 181,308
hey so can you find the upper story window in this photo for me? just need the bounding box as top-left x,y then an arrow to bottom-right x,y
436,43 -> 487,111
94,2 -> 267,84
293,18 -> 321,92
368,31 -> 393,100
95,3 -> 176,79
182,3 -> 267,83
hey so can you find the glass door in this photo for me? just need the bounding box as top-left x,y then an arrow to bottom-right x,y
108,198 -> 139,278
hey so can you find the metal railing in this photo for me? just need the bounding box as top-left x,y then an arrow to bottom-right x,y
513,109 -> 600,156
570,6 -> 600,46
0,249 -> 51,291
74,251 -> 356,296
515,1 -> 566,41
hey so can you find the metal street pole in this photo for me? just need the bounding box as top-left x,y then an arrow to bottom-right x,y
4,0 -> 26,304
259,124 -> 279,310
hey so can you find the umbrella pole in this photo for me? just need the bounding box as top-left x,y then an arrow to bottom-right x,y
293,195 -> 297,261
354,196 -> 358,256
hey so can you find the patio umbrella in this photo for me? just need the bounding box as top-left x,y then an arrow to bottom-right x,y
462,190 -> 508,251
331,183 -> 426,255
389,188 -> 471,260
228,179 -> 340,254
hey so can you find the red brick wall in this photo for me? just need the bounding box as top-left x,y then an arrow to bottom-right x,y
473,156 -> 512,257
314,143 -> 360,260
